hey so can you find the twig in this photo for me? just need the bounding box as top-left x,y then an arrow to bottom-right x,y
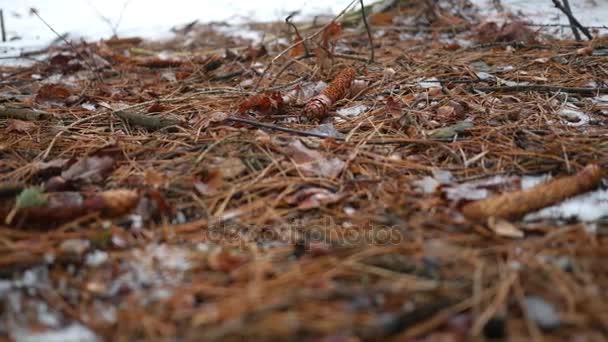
472,85 -> 608,95
359,0 -> 374,63
285,11 -> 309,56
0,9 -> 6,42
268,52 -> 368,87
30,9 -> 104,83
0,106 -> 52,121
253,0 -> 358,91
114,110 -> 182,130
560,0 -> 581,41
227,115 -> 437,146
228,115 -> 340,139
550,0 -> 593,40
525,23 -> 608,30
462,164 -> 603,221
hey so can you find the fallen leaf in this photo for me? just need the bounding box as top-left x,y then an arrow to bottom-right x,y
36,84 -> 71,102
285,187 -> 345,210
215,158 -> 247,179
62,155 -> 115,183
194,170 -> 223,196
45,155 -> 115,191
97,189 -> 139,216
426,121 -> 474,141
488,217 -> 524,239
207,248 -> 248,272
290,36 -> 305,57
144,169 -> 169,189
284,139 -> 345,179
238,92 -> 286,114
444,175 -> 521,201
6,119 -> 37,133
11,189 -> 139,226
370,12 -> 395,26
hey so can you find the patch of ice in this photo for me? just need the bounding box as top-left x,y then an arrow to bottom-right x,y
521,174 -> 552,189
524,189 -> 608,222
417,77 -> 441,89
337,104 -> 368,118
308,123 -> 345,139
413,176 -> 440,194
215,25 -> 264,43
0,280 -> 12,295
85,250 -> 108,267
559,105 -> 590,126
107,244 -> 191,298
0,0 -> 359,65
475,71 -> 527,87
12,323 -> 99,342
470,0 -> 608,39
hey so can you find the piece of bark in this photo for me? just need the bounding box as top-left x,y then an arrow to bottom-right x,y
304,67 -> 356,119
462,164 -> 603,221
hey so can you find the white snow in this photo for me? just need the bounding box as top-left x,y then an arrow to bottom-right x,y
470,0 -> 608,38
12,324 -> 99,342
0,0 -> 358,60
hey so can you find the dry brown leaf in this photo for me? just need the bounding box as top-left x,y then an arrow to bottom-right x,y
194,170 -> 223,196
285,187 -> 345,210
487,217 -> 524,239
284,139 -> 345,179
6,119 -> 37,133
217,158 -> 247,179
36,84 -> 71,102
370,12 -> 395,26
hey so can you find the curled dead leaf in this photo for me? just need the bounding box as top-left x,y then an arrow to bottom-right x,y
284,139 -> 345,179
6,119 -> 37,133
285,187 -> 346,210
36,84 -> 71,102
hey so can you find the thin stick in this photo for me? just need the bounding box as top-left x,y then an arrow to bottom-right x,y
285,11 -> 309,56
359,0 -> 375,63
114,110 -> 182,131
0,9 -> 6,42
0,106 -> 52,121
253,0 -> 358,91
228,115 -> 341,139
550,0 -> 593,40
473,85 -> 608,95
30,9 -> 104,83
561,0 -> 581,41
227,115 -> 437,146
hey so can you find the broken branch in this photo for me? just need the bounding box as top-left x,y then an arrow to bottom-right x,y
462,164 -> 603,221
114,110 -> 182,130
550,0 -> 593,40
0,106 -> 52,121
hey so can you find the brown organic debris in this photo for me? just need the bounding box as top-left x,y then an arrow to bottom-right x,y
2,1 -> 608,340
238,91 -> 286,114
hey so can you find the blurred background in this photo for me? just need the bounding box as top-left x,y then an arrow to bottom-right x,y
0,0 -> 354,44
1,0 -> 606,58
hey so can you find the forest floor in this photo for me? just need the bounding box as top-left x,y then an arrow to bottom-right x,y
1,0 -> 608,340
